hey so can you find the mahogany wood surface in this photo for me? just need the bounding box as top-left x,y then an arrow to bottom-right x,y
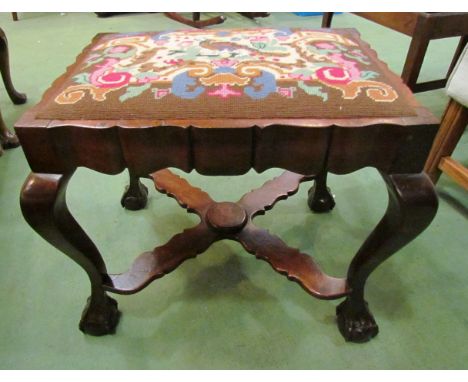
322,13 -> 468,92
0,27 -> 26,154
15,29 -> 438,177
337,172 -> 437,342
107,170 -> 348,299
16,29 -> 440,342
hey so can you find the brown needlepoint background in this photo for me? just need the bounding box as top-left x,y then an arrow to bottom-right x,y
37,29 -> 417,121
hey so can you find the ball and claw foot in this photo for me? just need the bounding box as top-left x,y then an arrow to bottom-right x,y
121,181 -> 148,210
79,295 -> 120,336
307,183 -> 336,213
0,118 -> 21,155
336,298 -> 379,343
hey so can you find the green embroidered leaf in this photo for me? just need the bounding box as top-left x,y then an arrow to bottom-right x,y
252,42 -> 267,50
360,71 -> 379,80
298,81 -> 328,101
267,40 -> 288,51
291,68 -> 313,76
72,72 -> 90,84
104,47 -> 136,59
135,71 -> 159,79
180,46 -> 202,60
344,53 -> 369,65
119,83 -> 151,102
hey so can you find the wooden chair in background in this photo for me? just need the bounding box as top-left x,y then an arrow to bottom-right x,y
161,13 -> 271,28
0,27 -> 26,155
322,12 -> 468,93
95,12 -> 270,28
425,44 -> 468,189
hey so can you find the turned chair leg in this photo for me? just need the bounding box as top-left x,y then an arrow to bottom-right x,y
336,172 -> 437,342
20,172 -> 120,335
0,28 -> 27,105
121,171 -> 148,210
321,12 -> 334,28
308,170 -> 335,213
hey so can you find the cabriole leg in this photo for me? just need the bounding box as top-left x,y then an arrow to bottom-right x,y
0,28 -> 27,104
20,172 -> 120,335
337,172 -> 438,342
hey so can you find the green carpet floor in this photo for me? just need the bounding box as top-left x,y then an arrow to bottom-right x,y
0,12 -> 467,369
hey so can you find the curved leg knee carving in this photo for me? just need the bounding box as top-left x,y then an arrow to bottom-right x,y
337,172 -> 438,342
20,172 -> 120,335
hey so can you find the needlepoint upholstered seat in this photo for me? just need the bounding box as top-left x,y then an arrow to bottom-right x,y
16,28 -> 439,343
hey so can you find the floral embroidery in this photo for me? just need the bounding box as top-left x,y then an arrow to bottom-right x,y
47,28 -> 406,121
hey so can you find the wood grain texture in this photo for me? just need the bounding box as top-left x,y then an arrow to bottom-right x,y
16,28 -> 440,341
14,28 -> 438,176
438,158 -> 468,190
425,99 -> 468,184
238,224 -> 348,299
20,172 -> 120,335
104,169 -> 348,299
337,172 -> 438,342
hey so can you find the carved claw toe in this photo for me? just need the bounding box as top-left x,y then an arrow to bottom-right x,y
121,181 -> 148,210
79,295 -> 120,336
307,184 -> 335,213
0,129 -> 20,150
336,299 -> 379,343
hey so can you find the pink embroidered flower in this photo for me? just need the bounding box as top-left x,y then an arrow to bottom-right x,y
154,88 -> 171,99
277,87 -> 296,98
213,58 -> 237,67
315,66 -> 352,84
208,84 -> 242,98
316,42 -> 336,49
164,59 -> 184,65
328,53 -> 361,80
109,46 -> 129,53
91,71 -> 132,88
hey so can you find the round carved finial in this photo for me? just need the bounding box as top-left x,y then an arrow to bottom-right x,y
206,202 -> 247,234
